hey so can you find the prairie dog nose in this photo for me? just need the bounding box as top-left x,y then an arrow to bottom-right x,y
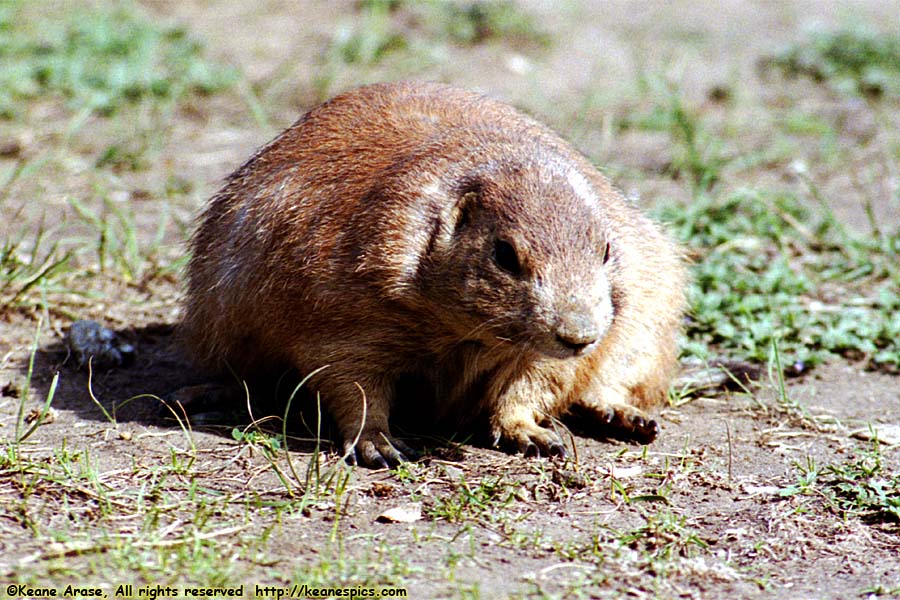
555,314 -> 599,355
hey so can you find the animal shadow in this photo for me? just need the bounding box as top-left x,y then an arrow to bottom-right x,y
23,321 -> 332,454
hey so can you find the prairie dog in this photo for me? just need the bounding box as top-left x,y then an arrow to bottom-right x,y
181,81 -> 686,467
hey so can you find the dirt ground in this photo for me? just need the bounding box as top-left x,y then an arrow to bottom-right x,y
2,1 -> 899,598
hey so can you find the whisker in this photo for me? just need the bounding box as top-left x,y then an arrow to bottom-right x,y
461,314 -> 512,342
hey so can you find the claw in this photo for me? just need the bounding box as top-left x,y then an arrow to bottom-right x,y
638,418 -> 660,444
547,441 -> 567,458
343,433 -> 416,469
358,440 -> 391,469
599,407 -> 615,424
342,444 -> 358,466
494,423 -> 566,460
389,437 -> 419,461
624,414 -> 659,444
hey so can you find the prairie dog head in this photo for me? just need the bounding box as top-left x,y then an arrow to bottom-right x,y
409,149 -> 616,360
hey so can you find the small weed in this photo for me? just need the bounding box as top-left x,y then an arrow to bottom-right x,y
423,0 -> 551,46
763,339 -> 833,432
315,0 -> 547,98
619,80 -> 730,194
231,427 -> 284,457
620,510 -> 710,561
67,194 -> 179,284
95,144 -> 149,172
862,584 -> 900,597
764,28 -> 900,97
390,460 -> 425,483
778,456 -> 821,500
429,475 -> 521,523
9,318 -> 58,453
666,94 -> 729,194
781,441 -> 900,526
331,1 -> 408,66
777,110 -> 843,165
359,0 -> 550,47
0,223 -> 73,314
289,540 -> 416,590
0,0 -> 238,117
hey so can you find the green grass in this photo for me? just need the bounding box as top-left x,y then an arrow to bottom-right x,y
621,76 -> 899,374
289,541 -> 417,591
67,194 -> 184,284
632,76 -> 900,372
619,79 -> 731,194
329,1 -> 409,67
315,0 -> 547,98
357,0 -> 550,47
0,0 -> 237,315
660,189 -> 900,371
619,510 -> 709,561
0,189 -> 188,315
0,0 -> 238,117
0,222 -> 74,314
764,28 -> 900,97
535,510 -> 717,597
328,0 -> 549,70
414,0 -> 551,47
1,418 -> 339,587
428,474 -> 523,523
780,440 -> 900,527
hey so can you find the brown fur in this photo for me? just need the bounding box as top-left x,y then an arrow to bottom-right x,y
181,81 -> 686,467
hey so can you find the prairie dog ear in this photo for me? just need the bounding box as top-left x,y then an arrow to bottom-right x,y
448,180 -> 482,234
450,188 -> 480,234
423,179 -> 483,259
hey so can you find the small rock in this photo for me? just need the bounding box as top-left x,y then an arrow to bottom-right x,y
25,407 -> 55,425
552,466 -> 587,489
1,381 -> 21,398
370,482 -> 395,498
707,84 -> 732,103
376,503 -> 422,524
0,138 -> 23,158
610,465 -> 642,479
741,484 -> 782,496
851,424 -> 900,446
505,53 -> 532,75
66,320 -> 135,371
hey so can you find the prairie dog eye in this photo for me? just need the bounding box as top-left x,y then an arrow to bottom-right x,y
493,239 -> 521,275
602,241 -> 611,265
